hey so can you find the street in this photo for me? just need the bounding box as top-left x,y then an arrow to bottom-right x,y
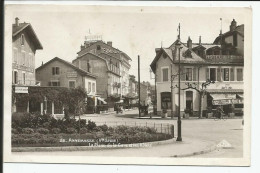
14,109 -> 243,158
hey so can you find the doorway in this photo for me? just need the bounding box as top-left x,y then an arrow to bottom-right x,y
186,91 -> 193,112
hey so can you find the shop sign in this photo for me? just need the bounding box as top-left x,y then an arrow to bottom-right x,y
15,86 -> 28,93
213,99 -> 243,105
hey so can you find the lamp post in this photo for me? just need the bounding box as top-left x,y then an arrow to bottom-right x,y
176,40 -> 183,142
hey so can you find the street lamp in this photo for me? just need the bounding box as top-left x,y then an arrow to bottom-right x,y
176,40 -> 183,142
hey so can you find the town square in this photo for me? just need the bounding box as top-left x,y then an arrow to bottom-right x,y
5,5 -> 249,164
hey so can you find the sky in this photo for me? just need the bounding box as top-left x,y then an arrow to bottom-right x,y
9,5 -> 246,83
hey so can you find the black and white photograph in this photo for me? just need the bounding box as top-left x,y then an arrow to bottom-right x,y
3,4 -> 252,166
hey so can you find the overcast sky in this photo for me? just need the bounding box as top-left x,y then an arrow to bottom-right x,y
10,5 -> 246,83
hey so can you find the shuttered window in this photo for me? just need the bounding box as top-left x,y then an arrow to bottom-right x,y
217,68 -> 221,81
230,68 -> 235,81
162,68 -> 168,82
224,68 -> 230,81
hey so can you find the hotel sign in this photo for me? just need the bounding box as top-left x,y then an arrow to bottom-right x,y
15,86 -> 28,93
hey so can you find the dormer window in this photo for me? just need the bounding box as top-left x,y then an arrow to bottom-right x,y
184,49 -> 192,58
21,34 -> 25,45
97,45 -> 101,50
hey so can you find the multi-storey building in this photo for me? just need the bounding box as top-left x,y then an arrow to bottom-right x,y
72,39 -> 131,107
150,19 -> 244,116
12,17 -> 43,86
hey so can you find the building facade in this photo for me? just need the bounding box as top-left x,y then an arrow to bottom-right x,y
12,17 -> 43,86
150,19 -> 244,116
73,39 -> 132,105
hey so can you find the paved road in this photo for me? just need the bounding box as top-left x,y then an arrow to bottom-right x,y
15,109 -> 243,158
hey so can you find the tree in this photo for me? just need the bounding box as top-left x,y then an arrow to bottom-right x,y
181,79 -> 215,118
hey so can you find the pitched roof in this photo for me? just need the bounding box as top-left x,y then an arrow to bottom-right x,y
213,24 -> 244,44
13,23 -> 43,50
73,52 -> 121,77
36,57 -> 97,79
78,40 -> 132,61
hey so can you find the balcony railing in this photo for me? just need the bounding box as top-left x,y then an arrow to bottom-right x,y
109,64 -> 120,75
13,80 -> 41,86
205,55 -> 243,63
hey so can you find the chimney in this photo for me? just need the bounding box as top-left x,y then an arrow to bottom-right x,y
107,41 -> 112,47
155,48 -> 161,55
80,44 -> 84,50
230,19 -> 237,31
199,36 -> 201,45
15,17 -> 19,26
187,36 -> 192,49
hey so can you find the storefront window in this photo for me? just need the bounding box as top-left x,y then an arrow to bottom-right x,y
161,92 -> 171,109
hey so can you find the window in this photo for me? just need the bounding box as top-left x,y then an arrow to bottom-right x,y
224,68 -> 230,81
185,68 -> 192,81
88,82 -> 91,93
21,34 -> 25,45
52,67 -> 60,75
92,83 -> 95,92
49,81 -> 60,86
97,45 -> 101,50
237,68 -> 243,81
162,68 -> 168,82
69,81 -> 75,88
209,68 -> 217,81
13,71 -> 18,84
161,92 -> 171,109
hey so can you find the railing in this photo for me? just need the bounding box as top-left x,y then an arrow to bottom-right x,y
205,55 -> 243,63
13,80 -> 41,86
109,64 -> 120,75
94,121 -> 174,136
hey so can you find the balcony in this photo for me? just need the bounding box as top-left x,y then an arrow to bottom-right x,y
13,80 -> 41,86
109,64 -> 120,75
205,55 -> 243,63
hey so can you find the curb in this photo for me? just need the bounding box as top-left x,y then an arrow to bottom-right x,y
171,144 -> 218,157
12,138 -> 175,152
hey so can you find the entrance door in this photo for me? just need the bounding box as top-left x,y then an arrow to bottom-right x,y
186,91 -> 193,111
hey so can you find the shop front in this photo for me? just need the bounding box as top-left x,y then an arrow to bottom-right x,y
207,91 -> 243,116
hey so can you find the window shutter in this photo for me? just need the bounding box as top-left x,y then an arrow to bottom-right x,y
206,68 -> 209,80
230,68 -> 235,81
52,67 -> 55,75
57,82 -> 60,86
221,68 -> 224,81
193,68 -> 197,81
217,67 -> 221,81
48,82 -> 51,86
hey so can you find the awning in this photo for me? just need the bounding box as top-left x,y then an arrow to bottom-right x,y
237,94 -> 244,99
210,93 -> 243,105
97,97 -> 107,104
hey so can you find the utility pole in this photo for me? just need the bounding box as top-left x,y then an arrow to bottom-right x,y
171,63 -> 173,119
138,55 -> 141,118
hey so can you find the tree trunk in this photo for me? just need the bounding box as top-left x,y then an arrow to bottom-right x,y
199,92 -> 202,118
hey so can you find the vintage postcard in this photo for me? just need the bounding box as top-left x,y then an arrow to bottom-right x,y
4,4 -> 252,166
